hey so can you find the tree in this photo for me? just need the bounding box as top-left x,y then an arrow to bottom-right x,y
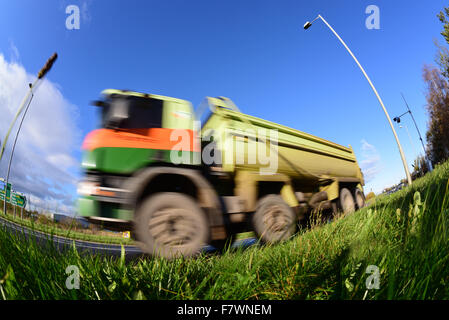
411,155 -> 430,180
420,7 -> 449,166
437,8 -> 449,78
422,65 -> 449,166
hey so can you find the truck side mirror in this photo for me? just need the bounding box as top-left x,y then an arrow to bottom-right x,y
90,100 -> 106,107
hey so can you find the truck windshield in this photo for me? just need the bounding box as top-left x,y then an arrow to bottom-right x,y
101,96 -> 163,129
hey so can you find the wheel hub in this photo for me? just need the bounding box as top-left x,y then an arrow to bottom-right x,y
263,205 -> 292,233
148,208 -> 198,248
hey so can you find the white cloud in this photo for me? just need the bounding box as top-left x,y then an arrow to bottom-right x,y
359,139 -> 382,183
8,40 -> 19,62
0,53 -> 81,215
47,153 -> 79,170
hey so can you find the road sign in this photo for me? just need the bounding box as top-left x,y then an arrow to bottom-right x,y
0,180 -> 26,208
0,181 -> 11,202
11,193 -> 26,208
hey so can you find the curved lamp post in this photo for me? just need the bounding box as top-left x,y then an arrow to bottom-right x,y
303,15 -> 412,185
1,53 -> 58,215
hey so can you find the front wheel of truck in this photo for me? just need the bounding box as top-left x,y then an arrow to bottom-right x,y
252,195 -> 297,244
134,192 -> 210,259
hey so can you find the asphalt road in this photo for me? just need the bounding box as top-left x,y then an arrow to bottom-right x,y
0,215 -> 256,259
0,215 -> 144,258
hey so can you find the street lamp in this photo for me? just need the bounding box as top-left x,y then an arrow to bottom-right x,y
393,93 -> 433,171
303,14 -> 412,185
1,53 -> 58,215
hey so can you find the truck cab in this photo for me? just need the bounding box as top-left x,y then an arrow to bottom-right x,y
78,89 -> 201,229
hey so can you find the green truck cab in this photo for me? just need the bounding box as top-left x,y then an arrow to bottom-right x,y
78,89 -> 365,258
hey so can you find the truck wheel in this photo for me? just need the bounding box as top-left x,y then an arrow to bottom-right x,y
252,195 -> 297,244
339,188 -> 355,214
354,189 -> 366,209
134,192 -> 209,259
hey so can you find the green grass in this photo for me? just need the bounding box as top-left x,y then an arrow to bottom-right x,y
0,212 -> 134,246
1,160 -> 449,299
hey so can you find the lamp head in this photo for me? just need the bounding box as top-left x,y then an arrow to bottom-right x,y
393,117 -> 401,123
303,21 -> 312,30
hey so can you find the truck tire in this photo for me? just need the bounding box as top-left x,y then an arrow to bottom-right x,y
252,195 -> 297,244
339,188 -> 355,214
354,189 -> 366,210
134,192 -> 209,259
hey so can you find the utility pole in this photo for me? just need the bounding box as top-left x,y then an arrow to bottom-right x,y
394,93 -> 433,171
1,53 -> 58,215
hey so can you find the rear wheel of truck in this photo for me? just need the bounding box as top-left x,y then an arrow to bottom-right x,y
134,192 -> 209,259
354,188 -> 366,210
252,195 -> 297,244
339,188 -> 355,214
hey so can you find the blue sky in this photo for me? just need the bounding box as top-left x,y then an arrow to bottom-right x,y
0,0 -> 448,214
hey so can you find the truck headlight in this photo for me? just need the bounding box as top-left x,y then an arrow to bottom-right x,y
77,181 -> 99,196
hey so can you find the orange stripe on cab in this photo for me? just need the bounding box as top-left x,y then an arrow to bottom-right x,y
82,128 -> 200,152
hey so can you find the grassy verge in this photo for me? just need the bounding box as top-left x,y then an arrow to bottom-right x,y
1,160 -> 449,299
0,212 -> 134,246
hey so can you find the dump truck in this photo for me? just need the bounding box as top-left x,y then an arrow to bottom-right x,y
78,89 -> 365,258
